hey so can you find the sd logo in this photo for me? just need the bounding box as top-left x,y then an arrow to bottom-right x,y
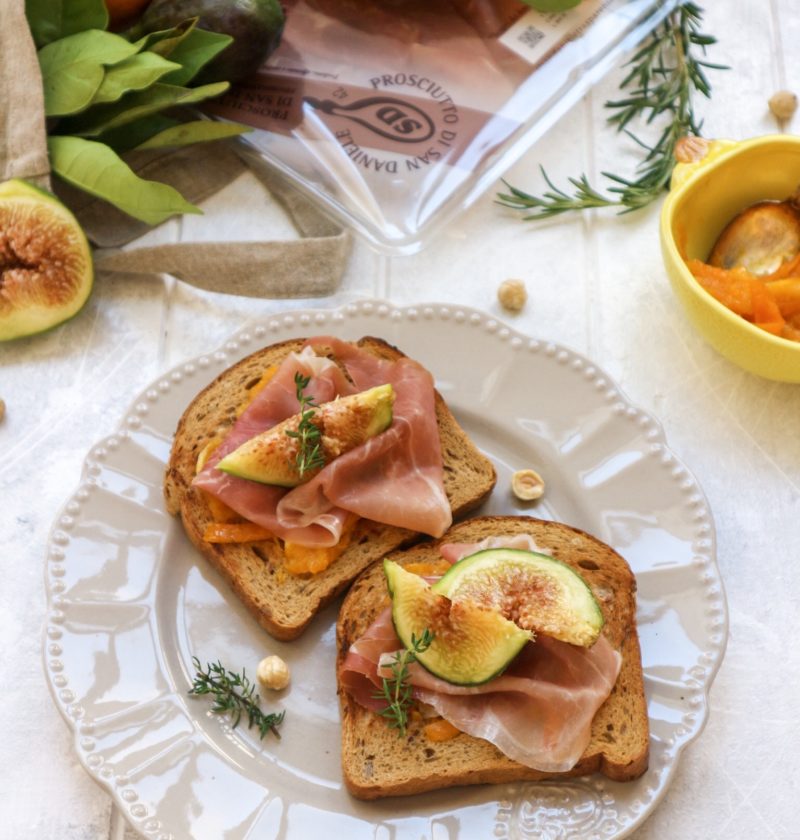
304,95 -> 435,143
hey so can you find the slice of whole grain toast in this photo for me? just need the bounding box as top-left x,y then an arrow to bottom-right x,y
164,336 -> 496,640
337,515 -> 649,799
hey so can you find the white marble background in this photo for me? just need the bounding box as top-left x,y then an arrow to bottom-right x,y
2,1 -> 799,838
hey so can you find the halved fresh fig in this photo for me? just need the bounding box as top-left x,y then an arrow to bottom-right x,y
432,548 -> 604,648
384,560 -> 531,686
0,179 -> 93,341
217,383 -> 394,486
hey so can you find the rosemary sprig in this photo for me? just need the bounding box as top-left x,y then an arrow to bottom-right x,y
373,629 -> 434,737
189,657 -> 285,739
498,3 -> 726,219
285,372 -> 326,477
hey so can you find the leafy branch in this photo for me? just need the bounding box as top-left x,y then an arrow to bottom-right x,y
26,0 -> 249,224
286,372 -> 326,477
498,2 -> 727,219
189,657 -> 285,739
373,629 -> 434,737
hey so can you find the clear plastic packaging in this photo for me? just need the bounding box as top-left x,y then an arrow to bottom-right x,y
206,0 -> 679,253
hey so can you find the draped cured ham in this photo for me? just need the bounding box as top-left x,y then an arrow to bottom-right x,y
193,337 -> 452,547
339,537 -> 622,773
438,533 -> 552,564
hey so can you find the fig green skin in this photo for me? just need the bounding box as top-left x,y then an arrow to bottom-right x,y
0,179 -> 93,342
139,0 -> 285,83
384,560 -> 532,687
217,383 -> 394,487
525,0 -> 582,10
0,178 -> 59,204
432,548 -> 604,647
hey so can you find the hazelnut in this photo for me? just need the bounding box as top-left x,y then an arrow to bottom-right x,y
498,279 -> 527,312
674,135 -> 711,164
769,90 -> 798,122
256,655 -> 290,690
511,469 -> 545,501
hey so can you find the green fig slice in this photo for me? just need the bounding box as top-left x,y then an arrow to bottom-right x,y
432,548 -> 604,648
217,383 -> 394,486
385,559 -> 532,686
0,179 -> 93,341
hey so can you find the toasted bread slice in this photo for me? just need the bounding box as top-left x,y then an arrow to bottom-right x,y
337,515 -> 649,799
164,336 -> 496,640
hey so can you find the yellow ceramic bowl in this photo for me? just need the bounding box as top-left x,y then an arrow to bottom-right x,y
660,134 -> 800,383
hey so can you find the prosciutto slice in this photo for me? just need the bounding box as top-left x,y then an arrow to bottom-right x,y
340,537 -> 622,773
438,533 -> 552,565
193,337 -> 451,546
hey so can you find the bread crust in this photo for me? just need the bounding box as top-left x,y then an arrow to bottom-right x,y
336,515 -> 649,799
164,336 -> 497,640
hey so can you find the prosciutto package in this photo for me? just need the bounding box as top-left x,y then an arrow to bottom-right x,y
339,536 -> 622,773
193,336 -> 452,546
203,0 -> 671,252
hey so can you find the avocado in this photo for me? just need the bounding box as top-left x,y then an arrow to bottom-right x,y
432,548 -> 604,648
217,383 -> 395,487
385,560 -> 531,686
138,0 -> 285,83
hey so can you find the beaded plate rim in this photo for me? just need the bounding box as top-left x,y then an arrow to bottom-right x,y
43,299 -> 727,840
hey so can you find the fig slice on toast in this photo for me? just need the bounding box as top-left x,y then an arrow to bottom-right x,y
432,548 -> 604,648
384,559 -> 532,687
217,383 -> 394,486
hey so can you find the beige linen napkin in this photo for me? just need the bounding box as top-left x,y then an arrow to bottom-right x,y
0,1 -> 50,188
0,0 -> 349,298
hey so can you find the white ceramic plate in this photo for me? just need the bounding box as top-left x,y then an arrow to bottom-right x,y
43,301 -> 727,840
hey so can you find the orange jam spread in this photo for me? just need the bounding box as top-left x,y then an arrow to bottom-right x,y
423,718 -> 461,742
283,514 -> 360,576
202,522 -> 274,543
236,365 -> 278,416
404,559 -> 451,578
197,365 -> 277,527
196,364 -> 359,575
195,365 -> 280,474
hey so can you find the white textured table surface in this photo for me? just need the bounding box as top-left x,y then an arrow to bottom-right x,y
3,3 -> 800,838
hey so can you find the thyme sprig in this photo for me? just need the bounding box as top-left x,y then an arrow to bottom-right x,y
373,629 -> 434,737
498,3 -> 726,219
285,372 -> 326,477
189,657 -> 285,739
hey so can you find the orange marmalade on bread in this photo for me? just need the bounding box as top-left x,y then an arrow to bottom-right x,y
197,364 -> 359,576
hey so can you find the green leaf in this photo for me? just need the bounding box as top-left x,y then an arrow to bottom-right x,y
136,120 -> 251,150
160,28 -> 233,86
25,0 -> 109,48
132,18 -> 198,57
130,19 -> 231,87
38,30 -> 141,116
521,0 -> 582,10
62,81 -> 230,137
48,135 -> 202,225
96,116 -> 179,154
41,61 -> 105,117
38,28 -> 140,68
91,53 -> 183,105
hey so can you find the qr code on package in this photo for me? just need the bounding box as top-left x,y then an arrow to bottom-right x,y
517,25 -> 545,50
